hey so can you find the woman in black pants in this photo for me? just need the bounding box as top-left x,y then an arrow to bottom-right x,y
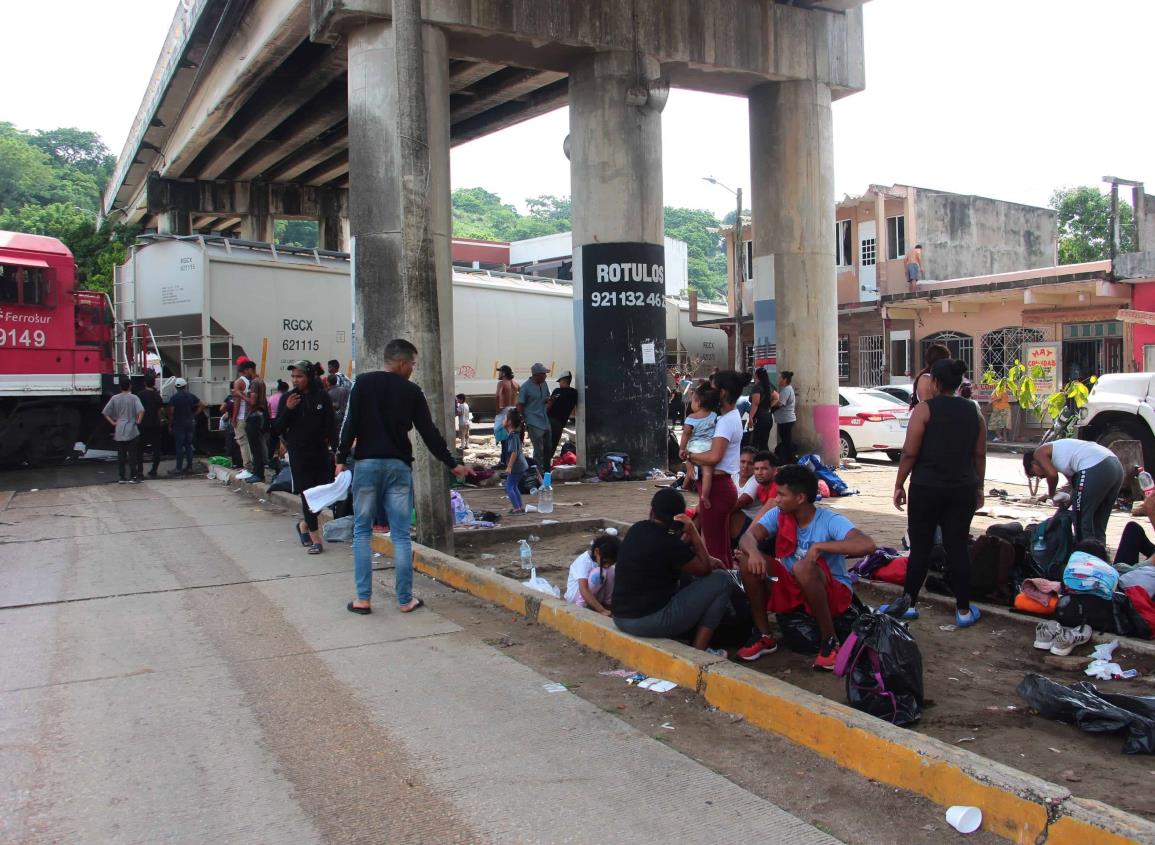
274,361 -> 337,554
890,359 -> 987,627
747,368 -> 776,452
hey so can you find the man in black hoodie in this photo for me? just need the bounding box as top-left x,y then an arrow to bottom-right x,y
275,360 -> 337,554
336,339 -> 469,615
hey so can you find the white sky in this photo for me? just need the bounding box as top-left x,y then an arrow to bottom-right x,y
2,0 -> 1151,217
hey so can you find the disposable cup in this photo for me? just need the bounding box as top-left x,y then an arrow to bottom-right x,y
945,805 -> 982,834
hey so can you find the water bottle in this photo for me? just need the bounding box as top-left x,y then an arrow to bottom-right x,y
537,471 -> 554,514
1140,468 -> 1155,498
519,539 -> 534,571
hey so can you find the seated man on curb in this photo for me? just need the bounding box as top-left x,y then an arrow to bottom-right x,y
731,449 -> 778,545
736,464 -> 877,669
612,487 -> 734,656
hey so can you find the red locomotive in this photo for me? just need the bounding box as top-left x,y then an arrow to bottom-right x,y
0,230 -> 115,463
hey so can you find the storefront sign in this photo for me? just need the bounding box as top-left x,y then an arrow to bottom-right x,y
1024,341 -> 1061,393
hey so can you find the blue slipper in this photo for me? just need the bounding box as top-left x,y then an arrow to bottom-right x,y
880,602 -> 919,620
955,606 -> 982,628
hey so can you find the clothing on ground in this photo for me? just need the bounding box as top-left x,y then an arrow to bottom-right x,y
103,392 -> 144,442
611,520 -> 696,619
335,370 -> 457,469
757,506 -> 856,590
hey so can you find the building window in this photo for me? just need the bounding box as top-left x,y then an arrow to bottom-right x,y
742,240 -> 754,281
838,335 -> 850,380
0,264 -> 18,303
835,220 -> 852,267
860,237 -> 876,267
859,334 -> 885,386
886,215 -> 906,260
921,331 -> 974,375
980,326 -> 1046,378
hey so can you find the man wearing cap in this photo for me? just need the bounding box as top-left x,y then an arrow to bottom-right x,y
231,357 -> 256,476
546,370 -> 578,464
335,339 -> 470,615
167,378 -> 204,475
518,363 -> 552,472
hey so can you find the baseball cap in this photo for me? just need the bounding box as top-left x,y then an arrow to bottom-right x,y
174,377 -> 188,388
287,360 -> 312,372
531,363 -> 548,375
236,355 -> 253,366
557,370 -> 572,380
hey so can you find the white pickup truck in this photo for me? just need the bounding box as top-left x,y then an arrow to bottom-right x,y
1077,373 -> 1155,468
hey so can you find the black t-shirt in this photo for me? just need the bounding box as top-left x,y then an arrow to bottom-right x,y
139,388 -> 163,428
612,520 -> 696,619
169,390 -> 201,425
548,386 -> 578,422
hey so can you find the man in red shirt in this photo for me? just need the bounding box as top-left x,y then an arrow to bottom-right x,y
731,449 -> 778,544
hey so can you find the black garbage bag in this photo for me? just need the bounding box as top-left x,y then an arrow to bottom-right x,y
1016,673 -> 1155,754
776,606 -> 863,654
267,464 -> 294,494
836,611 -> 924,726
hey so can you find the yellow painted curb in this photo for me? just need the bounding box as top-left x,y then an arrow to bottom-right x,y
357,530 -> 1154,845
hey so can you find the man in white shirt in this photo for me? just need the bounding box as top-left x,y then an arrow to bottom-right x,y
1024,439 -> 1124,544
731,448 -> 778,544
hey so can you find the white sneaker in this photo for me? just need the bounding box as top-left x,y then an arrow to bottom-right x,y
1033,620 -> 1063,650
235,470 -> 253,481
1050,624 -> 1092,657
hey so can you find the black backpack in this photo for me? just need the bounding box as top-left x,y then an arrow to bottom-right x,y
1055,593 -> 1151,638
1030,510 -> 1076,579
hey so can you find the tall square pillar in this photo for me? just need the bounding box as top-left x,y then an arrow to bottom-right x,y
569,51 -> 667,473
749,80 -> 839,463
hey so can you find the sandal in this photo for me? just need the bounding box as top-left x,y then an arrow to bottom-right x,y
307,543 -> 323,555
296,522 -> 311,546
399,598 -> 425,613
347,601 -> 372,615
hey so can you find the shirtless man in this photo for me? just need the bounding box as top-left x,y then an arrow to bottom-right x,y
496,365 -> 519,410
904,243 -> 924,283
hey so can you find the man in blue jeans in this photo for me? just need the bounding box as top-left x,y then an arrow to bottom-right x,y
335,338 -> 469,615
166,378 -> 204,475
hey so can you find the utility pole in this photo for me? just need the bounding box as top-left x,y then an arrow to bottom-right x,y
703,176 -> 745,371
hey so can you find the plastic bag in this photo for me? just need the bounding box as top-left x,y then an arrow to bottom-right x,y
1017,673 -> 1155,754
304,470 -> 352,512
322,515 -> 354,543
523,567 -> 560,598
838,611 -> 924,726
267,465 -> 294,494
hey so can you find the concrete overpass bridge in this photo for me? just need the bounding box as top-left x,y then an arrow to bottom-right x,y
105,0 -> 867,549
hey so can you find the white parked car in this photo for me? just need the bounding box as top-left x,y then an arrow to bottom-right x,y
1077,373 -> 1155,469
839,387 -> 912,462
877,383 -> 915,406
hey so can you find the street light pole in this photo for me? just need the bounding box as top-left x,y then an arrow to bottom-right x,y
704,176 -> 745,371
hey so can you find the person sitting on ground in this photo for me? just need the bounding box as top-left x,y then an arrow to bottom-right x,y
612,488 -> 733,655
1023,439 -> 1124,545
736,464 -> 877,669
679,384 -> 720,506
1115,493 -> 1155,573
731,448 -> 778,544
565,534 -> 621,616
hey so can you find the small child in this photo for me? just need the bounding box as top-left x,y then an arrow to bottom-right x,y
455,393 -> 471,450
565,534 -> 621,616
504,408 -> 528,514
680,384 -> 720,509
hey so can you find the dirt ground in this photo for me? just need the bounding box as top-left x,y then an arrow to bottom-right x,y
451,447 -> 1155,821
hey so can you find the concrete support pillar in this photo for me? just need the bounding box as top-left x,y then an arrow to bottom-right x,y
318,190 -> 344,251
346,13 -> 455,551
749,80 -> 839,464
241,182 -> 272,242
156,210 -> 192,236
569,51 -> 667,474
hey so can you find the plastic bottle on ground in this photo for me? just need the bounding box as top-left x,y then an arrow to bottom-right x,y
537,471 -> 554,514
519,539 -> 534,571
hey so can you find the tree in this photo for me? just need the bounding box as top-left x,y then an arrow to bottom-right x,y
274,219 -> 319,248
1050,185 -> 1134,264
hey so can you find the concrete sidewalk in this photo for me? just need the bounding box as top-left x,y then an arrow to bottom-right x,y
0,479 -> 838,844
